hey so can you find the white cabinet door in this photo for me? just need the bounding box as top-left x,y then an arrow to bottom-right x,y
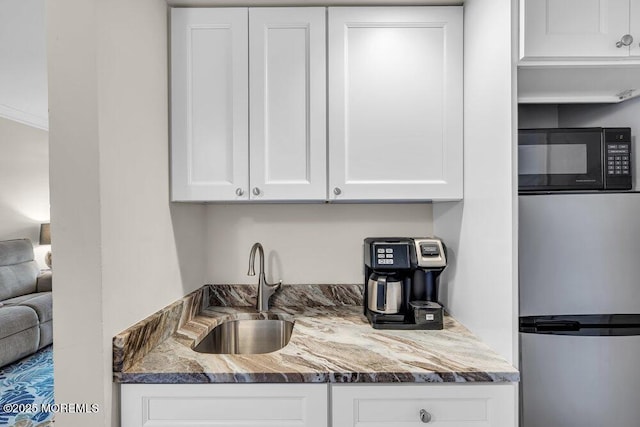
121,383 -> 328,427
249,8 -> 326,201
631,0 -> 640,57
521,0 -> 631,59
171,8 -> 249,201
328,7 -> 463,201
332,384 -> 516,427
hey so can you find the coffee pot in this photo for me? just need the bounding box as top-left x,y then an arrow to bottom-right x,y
367,272 -> 403,314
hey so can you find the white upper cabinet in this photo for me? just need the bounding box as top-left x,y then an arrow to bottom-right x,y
521,0 -> 640,59
171,8 -> 249,201
249,8 -> 327,201
171,6 -> 463,202
518,0 -> 640,103
171,7 -> 326,202
328,7 -> 463,201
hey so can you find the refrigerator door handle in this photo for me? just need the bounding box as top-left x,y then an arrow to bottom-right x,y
534,320 -> 581,332
520,317 -> 582,333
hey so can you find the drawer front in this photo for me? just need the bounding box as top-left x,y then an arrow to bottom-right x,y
356,397 -> 487,423
332,384 -> 516,427
122,383 -> 328,427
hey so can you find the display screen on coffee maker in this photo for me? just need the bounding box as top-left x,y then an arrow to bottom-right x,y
372,243 -> 411,268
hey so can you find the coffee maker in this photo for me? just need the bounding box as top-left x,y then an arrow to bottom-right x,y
363,237 -> 447,330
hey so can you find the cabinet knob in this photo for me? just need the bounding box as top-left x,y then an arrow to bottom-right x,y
333,187 -> 342,196
419,409 -> 432,423
252,187 -> 261,196
616,34 -> 634,48
235,188 -> 244,196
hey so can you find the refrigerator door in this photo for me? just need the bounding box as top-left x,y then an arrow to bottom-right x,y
519,193 -> 640,316
520,333 -> 640,427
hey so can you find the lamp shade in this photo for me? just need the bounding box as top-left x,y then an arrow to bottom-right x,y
39,223 -> 51,245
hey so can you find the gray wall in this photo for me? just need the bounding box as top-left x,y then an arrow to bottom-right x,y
518,104 -> 558,128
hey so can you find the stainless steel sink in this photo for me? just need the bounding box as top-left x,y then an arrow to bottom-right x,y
193,319 -> 294,354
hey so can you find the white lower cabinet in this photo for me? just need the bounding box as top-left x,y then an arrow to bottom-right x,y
121,383 -> 516,427
120,383 -> 328,427
331,384 -> 516,427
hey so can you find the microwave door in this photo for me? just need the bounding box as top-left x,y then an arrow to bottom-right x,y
518,128 -> 603,191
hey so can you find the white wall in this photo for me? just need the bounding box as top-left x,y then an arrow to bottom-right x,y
47,1 -> 206,426
433,0 -> 516,363
0,0 -> 48,130
206,204 -> 433,284
0,117 -> 50,268
0,117 -> 49,238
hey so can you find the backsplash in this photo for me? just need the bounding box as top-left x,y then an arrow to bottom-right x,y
208,284 -> 363,308
112,287 -> 205,374
205,203 -> 433,284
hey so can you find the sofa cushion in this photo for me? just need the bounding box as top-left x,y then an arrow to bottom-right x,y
0,239 -> 39,300
0,239 -> 35,266
0,326 -> 39,368
36,271 -> 52,292
3,292 -> 53,323
0,305 -> 38,340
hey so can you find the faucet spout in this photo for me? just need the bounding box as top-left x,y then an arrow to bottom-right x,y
248,242 -> 264,276
247,242 -> 282,312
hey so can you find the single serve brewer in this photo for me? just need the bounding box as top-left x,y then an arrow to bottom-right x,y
363,237 -> 447,330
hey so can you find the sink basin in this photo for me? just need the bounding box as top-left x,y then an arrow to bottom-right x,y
193,319 -> 294,354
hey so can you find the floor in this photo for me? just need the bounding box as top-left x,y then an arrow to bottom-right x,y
0,346 -> 54,426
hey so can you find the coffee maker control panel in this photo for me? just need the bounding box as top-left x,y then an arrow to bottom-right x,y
420,243 -> 440,256
371,243 -> 411,268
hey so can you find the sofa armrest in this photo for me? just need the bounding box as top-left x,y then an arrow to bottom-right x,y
36,271 -> 52,292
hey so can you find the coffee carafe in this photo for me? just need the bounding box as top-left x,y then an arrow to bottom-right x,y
367,272 -> 403,314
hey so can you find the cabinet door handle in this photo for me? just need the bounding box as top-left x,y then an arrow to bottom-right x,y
252,187 -> 261,196
419,409 -> 432,423
235,188 -> 244,196
333,187 -> 342,196
616,34 -> 634,48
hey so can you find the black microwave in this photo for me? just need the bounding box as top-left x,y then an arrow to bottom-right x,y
518,127 -> 632,192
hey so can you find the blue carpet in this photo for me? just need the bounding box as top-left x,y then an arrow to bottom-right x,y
0,346 -> 54,426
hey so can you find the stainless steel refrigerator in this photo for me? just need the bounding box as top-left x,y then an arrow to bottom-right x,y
519,193 -> 640,427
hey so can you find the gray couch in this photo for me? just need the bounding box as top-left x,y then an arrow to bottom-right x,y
0,239 -> 52,367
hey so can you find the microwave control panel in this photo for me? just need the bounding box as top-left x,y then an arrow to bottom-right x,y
604,128 -> 632,190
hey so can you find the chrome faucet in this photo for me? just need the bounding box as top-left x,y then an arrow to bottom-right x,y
247,242 -> 282,312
